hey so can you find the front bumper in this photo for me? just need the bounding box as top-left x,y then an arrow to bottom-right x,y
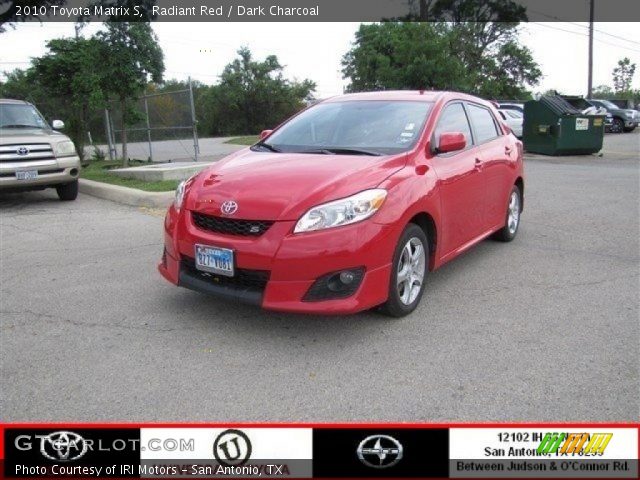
0,155 -> 80,190
158,206 -> 400,314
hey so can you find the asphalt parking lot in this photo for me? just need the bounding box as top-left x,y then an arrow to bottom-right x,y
1,132 -> 638,422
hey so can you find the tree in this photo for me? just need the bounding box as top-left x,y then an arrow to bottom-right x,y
342,23 -> 468,92
31,37 -> 106,161
612,57 -> 636,94
342,22 -> 541,99
201,48 -> 315,136
94,22 -> 164,166
591,85 -> 614,99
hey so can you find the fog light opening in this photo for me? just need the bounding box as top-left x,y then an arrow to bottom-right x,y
70,168 -> 79,176
303,267 -> 366,302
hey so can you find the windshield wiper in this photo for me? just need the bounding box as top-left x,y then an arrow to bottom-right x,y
251,141 -> 282,153
300,147 -> 383,156
1,124 -> 42,129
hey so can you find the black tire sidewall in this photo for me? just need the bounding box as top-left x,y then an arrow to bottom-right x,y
56,180 -> 78,201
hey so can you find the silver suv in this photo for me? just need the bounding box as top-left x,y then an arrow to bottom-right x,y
0,99 -> 81,200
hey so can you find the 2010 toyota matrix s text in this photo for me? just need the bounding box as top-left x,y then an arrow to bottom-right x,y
159,91 -> 524,316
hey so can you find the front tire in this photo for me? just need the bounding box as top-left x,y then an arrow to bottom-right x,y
611,117 -> 624,134
380,224 -> 428,317
493,185 -> 521,242
56,180 -> 78,201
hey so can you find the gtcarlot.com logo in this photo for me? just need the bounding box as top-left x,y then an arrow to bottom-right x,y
14,431 -> 194,461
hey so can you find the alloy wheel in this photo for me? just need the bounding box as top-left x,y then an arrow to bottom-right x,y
396,237 -> 426,305
507,190 -> 520,234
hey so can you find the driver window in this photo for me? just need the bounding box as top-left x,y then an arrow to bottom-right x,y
434,103 -> 473,148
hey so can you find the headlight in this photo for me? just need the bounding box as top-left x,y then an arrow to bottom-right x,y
294,189 -> 387,233
53,140 -> 77,157
174,180 -> 186,211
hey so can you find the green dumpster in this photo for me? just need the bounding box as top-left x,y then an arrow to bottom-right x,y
523,95 -> 605,155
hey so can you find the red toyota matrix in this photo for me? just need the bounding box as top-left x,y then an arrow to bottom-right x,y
159,91 -> 524,316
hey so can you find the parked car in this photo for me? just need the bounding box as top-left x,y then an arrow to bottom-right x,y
498,108 -> 523,138
159,91 -> 524,317
587,98 -> 638,133
498,102 -> 524,113
605,98 -> 634,110
0,99 -> 80,200
561,96 -> 613,131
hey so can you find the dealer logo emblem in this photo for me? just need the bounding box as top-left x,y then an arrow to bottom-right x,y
40,431 -> 88,462
213,429 -> 252,467
221,200 -> 238,215
357,435 -> 403,469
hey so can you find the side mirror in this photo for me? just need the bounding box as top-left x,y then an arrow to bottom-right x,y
259,129 -> 273,140
52,119 -> 65,130
436,132 -> 466,154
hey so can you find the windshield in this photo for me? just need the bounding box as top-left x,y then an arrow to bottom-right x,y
0,103 -> 49,129
598,100 -> 619,110
259,101 -> 433,155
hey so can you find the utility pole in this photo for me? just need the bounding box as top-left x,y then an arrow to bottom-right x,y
587,0 -> 595,98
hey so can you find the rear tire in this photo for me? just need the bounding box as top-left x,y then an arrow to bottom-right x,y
493,185 -> 521,242
56,180 -> 78,201
380,224 -> 428,318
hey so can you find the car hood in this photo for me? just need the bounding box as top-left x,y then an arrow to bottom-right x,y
0,128 -> 68,144
186,148 -> 407,221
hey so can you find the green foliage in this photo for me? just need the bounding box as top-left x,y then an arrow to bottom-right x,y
342,21 -> 541,99
199,47 -> 315,136
29,37 -> 106,161
342,23 -> 468,92
94,22 -> 165,166
612,57 -> 636,94
225,136 -> 259,146
81,160 -> 179,192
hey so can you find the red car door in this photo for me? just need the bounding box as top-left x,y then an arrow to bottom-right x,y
465,103 -> 513,231
430,102 -> 487,256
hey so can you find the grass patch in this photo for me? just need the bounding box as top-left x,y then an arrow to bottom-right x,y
81,160 -> 180,192
225,135 -> 259,146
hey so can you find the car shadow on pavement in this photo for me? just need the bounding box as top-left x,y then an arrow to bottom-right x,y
154,236 -> 508,346
0,190 -> 62,208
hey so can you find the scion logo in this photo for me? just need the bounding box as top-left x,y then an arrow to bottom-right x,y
213,429 -> 252,467
357,435 -> 403,469
16,147 -> 29,156
220,200 -> 238,215
40,431 -> 88,462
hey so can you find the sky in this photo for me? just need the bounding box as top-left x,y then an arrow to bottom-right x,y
0,22 -> 639,98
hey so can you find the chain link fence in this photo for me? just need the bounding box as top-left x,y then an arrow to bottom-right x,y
102,78 -> 200,163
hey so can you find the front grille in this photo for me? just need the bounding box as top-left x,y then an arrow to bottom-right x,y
181,256 -> 270,291
0,143 -> 55,163
192,211 -> 274,237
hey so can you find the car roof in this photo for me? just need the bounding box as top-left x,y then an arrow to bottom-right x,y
0,98 -> 30,105
323,90 -> 483,103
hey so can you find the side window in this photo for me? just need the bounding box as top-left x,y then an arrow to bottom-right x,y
467,104 -> 500,144
434,103 -> 473,148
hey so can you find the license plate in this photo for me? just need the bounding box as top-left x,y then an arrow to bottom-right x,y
16,170 -> 38,181
195,244 -> 234,277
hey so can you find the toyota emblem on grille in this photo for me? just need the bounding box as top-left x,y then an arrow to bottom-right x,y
16,147 -> 29,156
221,200 -> 238,215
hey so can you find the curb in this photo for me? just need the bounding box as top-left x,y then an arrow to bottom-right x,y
79,179 -> 174,208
